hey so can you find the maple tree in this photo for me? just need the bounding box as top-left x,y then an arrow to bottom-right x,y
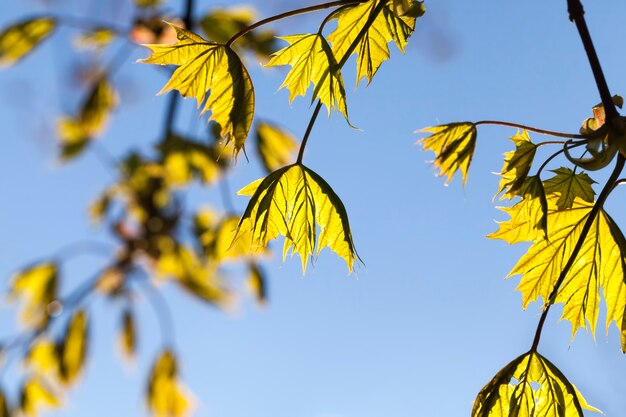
0,0 -> 624,416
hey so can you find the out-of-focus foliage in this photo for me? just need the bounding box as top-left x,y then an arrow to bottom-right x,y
9,263 -> 58,329
57,77 -> 118,160
236,164 -> 359,273
146,350 -> 191,417
255,122 -> 298,173
0,18 -> 56,66
200,7 -> 276,59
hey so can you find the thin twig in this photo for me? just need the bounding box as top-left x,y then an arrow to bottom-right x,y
475,120 -> 585,139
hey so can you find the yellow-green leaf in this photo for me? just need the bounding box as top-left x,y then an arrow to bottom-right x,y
139,24 -> 254,155
247,263 -> 267,305
392,0 -> 426,17
146,351 -> 191,417
497,130 -> 537,199
235,164 -> 359,273
489,176 -> 548,243
25,338 -> 60,378
490,194 -> 626,338
58,309 -> 89,385
266,34 -> 349,120
136,0 -> 164,8
418,122 -> 477,185
9,263 -> 58,329
473,351 -> 598,417
328,0 -> 423,85
543,167 -> 595,211
255,122 -> 298,173
58,77 -> 118,160
19,378 -> 60,416
0,388 -> 10,417
0,18 -> 56,67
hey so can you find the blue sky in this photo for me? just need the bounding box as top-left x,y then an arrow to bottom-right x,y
2,1 -> 626,416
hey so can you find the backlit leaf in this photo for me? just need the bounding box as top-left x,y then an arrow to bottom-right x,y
139,24 -> 254,155
247,263 -> 267,305
58,309 -> 89,385
543,167 -> 595,211
9,263 -> 58,329
0,18 -> 56,66
489,176 -> 548,243
418,122 -> 477,185
328,0 -> 423,85
235,164 -> 359,273
255,122 -> 298,173
146,351 -> 191,417
490,194 -> 626,338
266,34 -> 349,120
58,77 -> 118,160
496,130 -> 537,199
19,378 -> 60,416
73,28 -> 116,51
472,351 -> 598,417
135,0 -> 164,8
25,338 -> 60,378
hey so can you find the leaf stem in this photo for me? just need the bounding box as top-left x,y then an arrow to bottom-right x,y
296,0 -> 387,163
535,141 -> 586,176
567,0 -> 619,121
530,154 -> 624,352
226,0 -> 366,47
474,120 -> 585,139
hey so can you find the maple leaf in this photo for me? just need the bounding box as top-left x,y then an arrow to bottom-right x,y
0,17 -> 56,66
418,122 -> 477,185
490,194 -> 626,339
255,122 -> 298,173
496,130 -> 537,199
328,0 -> 423,85
139,24 -> 254,156
473,351 -> 598,417
58,77 -> 118,160
235,164 -> 359,273
543,167 -> 595,211
194,212 -> 266,262
265,34 -> 349,120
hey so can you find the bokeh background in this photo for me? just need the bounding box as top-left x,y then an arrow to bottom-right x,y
1,1 -> 626,416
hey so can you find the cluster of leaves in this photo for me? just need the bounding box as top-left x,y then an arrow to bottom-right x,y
420,96 -> 626,414
0,0 -> 425,416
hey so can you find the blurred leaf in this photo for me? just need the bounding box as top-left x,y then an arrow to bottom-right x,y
418,122 -> 477,185
247,263 -> 267,305
473,351 -> 598,417
199,7 -> 277,59
58,309 -> 89,385
392,0 -> 426,18
543,167 -> 595,211
196,214 -> 266,262
119,309 -> 136,360
255,122 -> 297,173
236,164 -> 359,273
9,263 -> 58,329
89,187 -> 114,224
19,378 -> 60,416
25,339 -> 60,378
0,17 -> 56,67
139,24 -> 254,156
136,0 -> 165,8
266,34 -> 349,120
146,351 -> 191,417
328,0 -> 423,85
496,130 -> 537,199
159,135 -> 230,187
73,28 -> 116,51
58,77 -> 118,160
156,244 -> 230,306
490,193 -> 626,338
0,388 -> 10,417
